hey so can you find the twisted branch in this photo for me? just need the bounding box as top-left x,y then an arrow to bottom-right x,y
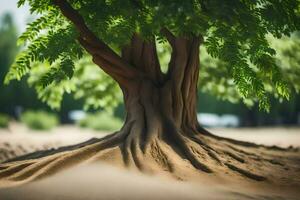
52,0 -> 139,85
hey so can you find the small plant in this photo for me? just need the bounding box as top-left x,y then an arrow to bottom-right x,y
0,113 -> 10,128
78,112 -> 122,132
20,110 -> 59,131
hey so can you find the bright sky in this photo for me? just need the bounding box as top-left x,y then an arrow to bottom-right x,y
0,0 -> 31,33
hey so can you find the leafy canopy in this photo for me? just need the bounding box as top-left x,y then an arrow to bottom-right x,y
5,0 -> 300,111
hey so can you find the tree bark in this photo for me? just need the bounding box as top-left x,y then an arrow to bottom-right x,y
105,32 -> 216,172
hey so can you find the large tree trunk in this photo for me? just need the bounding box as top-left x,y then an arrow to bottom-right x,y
114,34 -> 213,172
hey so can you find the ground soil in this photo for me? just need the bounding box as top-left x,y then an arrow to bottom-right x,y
0,124 -> 299,200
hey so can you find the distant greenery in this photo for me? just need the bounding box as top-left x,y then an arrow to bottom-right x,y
27,57 -> 121,111
78,112 -> 122,132
0,13 -> 88,122
0,113 -> 10,128
198,34 -> 300,126
20,110 -> 59,130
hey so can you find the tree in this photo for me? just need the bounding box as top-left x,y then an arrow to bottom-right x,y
0,13 -> 43,116
2,0 -> 300,183
0,13 -> 19,114
0,13 -> 17,75
0,13 -> 58,117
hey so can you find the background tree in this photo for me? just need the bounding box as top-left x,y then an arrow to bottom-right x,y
2,0 -> 300,182
0,13 -> 81,121
198,33 -> 300,126
0,13 -> 54,118
0,13 -> 20,115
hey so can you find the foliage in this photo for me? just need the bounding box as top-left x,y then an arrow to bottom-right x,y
5,0 -> 300,111
0,113 -> 10,128
271,34 -> 300,94
78,112 -> 122,132
199,33 -> 300,108
27,57 -> 121,110
20,110 -> 59,130
0,13 -> 91,119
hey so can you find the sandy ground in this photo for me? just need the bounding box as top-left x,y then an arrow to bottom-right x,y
0,124 -> 299,200
2,163 -> 298,200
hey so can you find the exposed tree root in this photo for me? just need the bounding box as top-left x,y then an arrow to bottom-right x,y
225,163 -> 266,181
1,123 -> 299,188
223,151 -> 245,163
149,140 -> 174,172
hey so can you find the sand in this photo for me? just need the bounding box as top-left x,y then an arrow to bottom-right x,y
0,161 -> 299,200
1,162 -> 299,200
0,123 -> 108,163
0,125 -> 300,200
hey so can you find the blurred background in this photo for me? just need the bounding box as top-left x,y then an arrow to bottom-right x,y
0,1 -> 299,163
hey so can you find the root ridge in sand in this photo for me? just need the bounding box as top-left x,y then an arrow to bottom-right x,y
225,163 -> 266,181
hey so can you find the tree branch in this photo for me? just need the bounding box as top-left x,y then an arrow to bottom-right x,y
160,28 -> 176,47
167,38 -> 188,82
121,33 -> 164,84
142,38 -> 164,84
166,36 -> 200,83
52,0 -> 98,44
164,35 -> 200,124
52,0 -> 139,84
